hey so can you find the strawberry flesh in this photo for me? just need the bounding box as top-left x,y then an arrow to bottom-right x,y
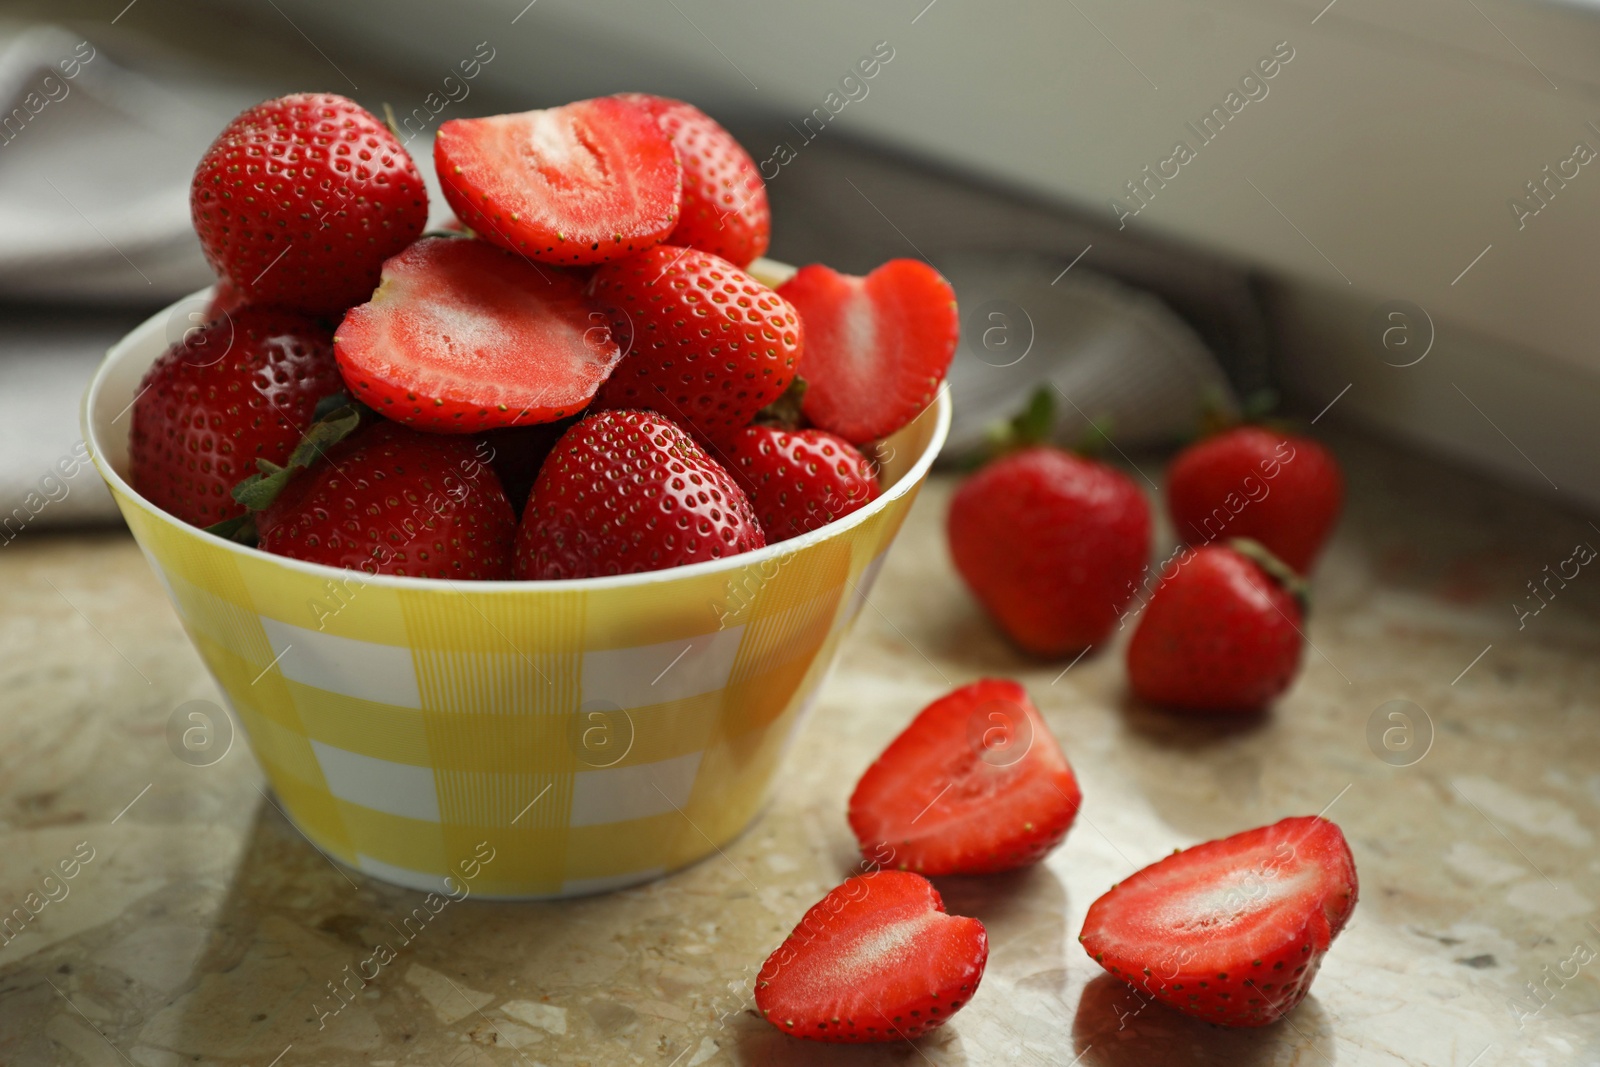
514,409 -> 764,579
780,260 -> 958,444
1080,815 -> 1358,1028
755,871 -> 987,1043
434,97 -> 681,265
257,420 -> 516,579
334,237 -> 622,432
849,678 -> 1081,875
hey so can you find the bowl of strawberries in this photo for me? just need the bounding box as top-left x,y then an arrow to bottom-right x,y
81,92 -> 956,897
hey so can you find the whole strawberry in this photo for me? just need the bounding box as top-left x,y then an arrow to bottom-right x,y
718,425 -> 879,543
1126,541 -> 1304,713
619,94 -> 769,266
192,93 -> 429,316
1167,426 -> 1343,573
129,308 -> 341,527
515,410 -> 765,579
947,447 -> 1150,657
1080,815 -> 1358,1028
257,420 -> 516,580
592,245 -> 801,443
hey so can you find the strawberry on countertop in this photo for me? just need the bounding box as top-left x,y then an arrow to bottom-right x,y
619,93 -> 770,267
191,93 -> 428,316
1126,540 -> 1305,713
592,245 -> 801,443
755,870 -> 988,1043
1080,815 -> 1358,1028
333,237 -> 622,432
514,409 -> 764,579
1167,425 -> 1344,573
848,678 -> 1081,876
129,308 -> 342,528
948,438 -> 1151,658
434,96 -> 681,265
779,259 -> 957,445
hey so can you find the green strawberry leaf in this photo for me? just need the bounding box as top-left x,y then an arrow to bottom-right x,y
753,376 -> 808,430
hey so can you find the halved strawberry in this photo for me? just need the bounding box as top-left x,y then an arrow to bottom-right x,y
1080,816 -> 1359,1028
755,871 -> 987,1043
848,679 -> 1081,876
779,260 -> 958,444
433,97 -> 681,265
333,237 -> 622,432
618,93 -> 770,266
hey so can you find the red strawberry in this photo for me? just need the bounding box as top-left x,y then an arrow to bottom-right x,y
755,871 -> 987,1043
718,425 -> 879,543
514,410 -> 764,579
257,420 -> 515,579
333,237 -> 622,432
1167,426 -> 1344,573
779,260 -> 957,444
1126,542 -> 1305,713
947,447 -> 1151,657
618,93 -> 769,266
848,679 -> 1081,876
191,93 -> 429,316
129,309 -> 341,527
434,97 -> 680,266
591,245 -> 801,443
1080,815 -> 1358,1028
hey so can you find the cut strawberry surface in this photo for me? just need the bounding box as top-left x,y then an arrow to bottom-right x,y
1080,816 -> 1358,1028
780,260 -> 958,444
849,679 -> 1081,875
434,96 -> 681,265
334,237 -> 621,432
755,871 -> 987,1043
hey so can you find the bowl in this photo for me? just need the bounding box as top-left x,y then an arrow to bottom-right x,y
80,262 -> 951,898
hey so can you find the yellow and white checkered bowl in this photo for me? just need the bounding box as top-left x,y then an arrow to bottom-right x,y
82,267 -> 950,898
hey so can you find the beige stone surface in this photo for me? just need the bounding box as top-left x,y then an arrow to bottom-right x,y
1,430 -> 1597,1065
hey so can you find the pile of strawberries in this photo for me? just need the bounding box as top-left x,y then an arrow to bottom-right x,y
129,92 -> 959,578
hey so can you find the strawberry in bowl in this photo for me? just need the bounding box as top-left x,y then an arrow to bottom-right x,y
86,90 -> 955,898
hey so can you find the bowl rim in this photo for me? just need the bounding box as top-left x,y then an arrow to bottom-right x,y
82,287 -> 951,594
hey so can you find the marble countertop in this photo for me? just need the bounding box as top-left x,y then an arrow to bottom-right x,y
1,428 -> 1597,1067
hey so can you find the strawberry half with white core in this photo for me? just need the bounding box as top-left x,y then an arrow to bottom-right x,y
779,260 -> 958,445
514,409 -> 764,579
618,93 -> 770,266
434,97 -> 681,265
755,871 -> 987,1043
333,237 -> 622,432
848,679 -> 1082,875
1080,816 -> 1358,1028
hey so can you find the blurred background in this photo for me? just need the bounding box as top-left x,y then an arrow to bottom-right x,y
6,0 -> 1599,529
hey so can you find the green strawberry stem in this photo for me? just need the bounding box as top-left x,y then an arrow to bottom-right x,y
201,393 -> 366,545
1226,536 -> 1310,614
